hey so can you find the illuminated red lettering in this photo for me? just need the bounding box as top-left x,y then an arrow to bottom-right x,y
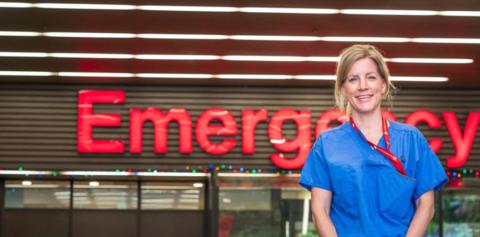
76,90 -> 478,170
443,112 -> 480,168
196,108 -> 238,155
405,110 -> 443,153
130,108 -> 192,154
268,109 -> 311,170
242,109 -> 268,154
315,109 -> 346,138
77,90 -> 125,153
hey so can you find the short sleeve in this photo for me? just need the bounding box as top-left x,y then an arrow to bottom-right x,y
413,129 -> 448,200
299,138 -> 332,192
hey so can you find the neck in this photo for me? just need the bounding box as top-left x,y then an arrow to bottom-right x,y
350,108 -> 383,133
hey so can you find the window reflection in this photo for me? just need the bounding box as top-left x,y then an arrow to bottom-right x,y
141,182 -> 204,210
220,188 -> 271,211
4,180 -> 70,209
73,181 -> 137,210
218,175 -> 311,237
443,188 -> 480,237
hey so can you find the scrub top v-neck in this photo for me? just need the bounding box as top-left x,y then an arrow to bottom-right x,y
299,120 -> 448,237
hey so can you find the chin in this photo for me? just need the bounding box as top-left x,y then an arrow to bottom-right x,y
355,109 -> 376,115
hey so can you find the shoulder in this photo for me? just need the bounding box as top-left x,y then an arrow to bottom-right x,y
389,120 -> 422,136
388,120 -> 429,148
313,122 -> 351,149
318,121 -> 351,141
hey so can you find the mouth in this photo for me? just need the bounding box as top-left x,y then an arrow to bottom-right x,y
355,94 -> 373,102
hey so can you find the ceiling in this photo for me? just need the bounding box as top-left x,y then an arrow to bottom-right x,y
0,0 -> 480,89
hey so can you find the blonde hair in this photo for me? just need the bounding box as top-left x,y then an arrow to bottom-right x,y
334,44 -> 396,116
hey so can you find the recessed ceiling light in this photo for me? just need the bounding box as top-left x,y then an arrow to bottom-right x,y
89,181 -> 100,187
1,3 -> 479,18
193,183 -> 204,188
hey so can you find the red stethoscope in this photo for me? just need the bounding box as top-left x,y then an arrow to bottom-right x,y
349,116 -> 407,175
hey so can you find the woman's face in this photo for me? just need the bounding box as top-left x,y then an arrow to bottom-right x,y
341,57 -> 386,115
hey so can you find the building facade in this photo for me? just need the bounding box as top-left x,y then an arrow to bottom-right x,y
0,84 -> 478,237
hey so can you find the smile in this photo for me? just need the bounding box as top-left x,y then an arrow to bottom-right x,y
355,94 -> 373,101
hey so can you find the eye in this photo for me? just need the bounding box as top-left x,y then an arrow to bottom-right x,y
368,76 -> 376,80
348,77 -> 357,82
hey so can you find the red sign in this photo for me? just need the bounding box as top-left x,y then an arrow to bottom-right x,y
77,90 -> 479,169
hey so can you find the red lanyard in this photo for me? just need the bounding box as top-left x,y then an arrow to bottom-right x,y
349,116 -> 406,176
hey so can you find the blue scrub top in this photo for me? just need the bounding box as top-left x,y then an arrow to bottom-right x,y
299,120 -> 448,237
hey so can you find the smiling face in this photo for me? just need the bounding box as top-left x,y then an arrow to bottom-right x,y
341,57 -> 387,116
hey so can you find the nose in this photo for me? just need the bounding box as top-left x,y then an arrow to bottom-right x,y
358,77 -> 368,90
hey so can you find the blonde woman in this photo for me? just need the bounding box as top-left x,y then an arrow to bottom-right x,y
300,44 -> 447,237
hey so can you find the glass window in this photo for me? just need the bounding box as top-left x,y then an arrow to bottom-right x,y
141,181 -> 204,210
442,187 -> 480,237
73,181 -> 137,210
4,180 -> 70,209
219,188 -> 271,211
218,175 -> 302,237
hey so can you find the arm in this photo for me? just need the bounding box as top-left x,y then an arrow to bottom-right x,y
311,187 -> 338,237
405,190 -> 435,237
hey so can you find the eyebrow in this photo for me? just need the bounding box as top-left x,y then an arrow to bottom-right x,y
347,72 -> 377,77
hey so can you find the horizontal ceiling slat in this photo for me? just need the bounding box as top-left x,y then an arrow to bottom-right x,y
0,0 -> 474,90
2,8 -> 480,36
0,59 -> 477,82
6,0 -> 480,10
2,38 -> 480,59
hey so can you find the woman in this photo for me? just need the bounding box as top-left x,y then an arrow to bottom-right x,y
299,44 -> 448,237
